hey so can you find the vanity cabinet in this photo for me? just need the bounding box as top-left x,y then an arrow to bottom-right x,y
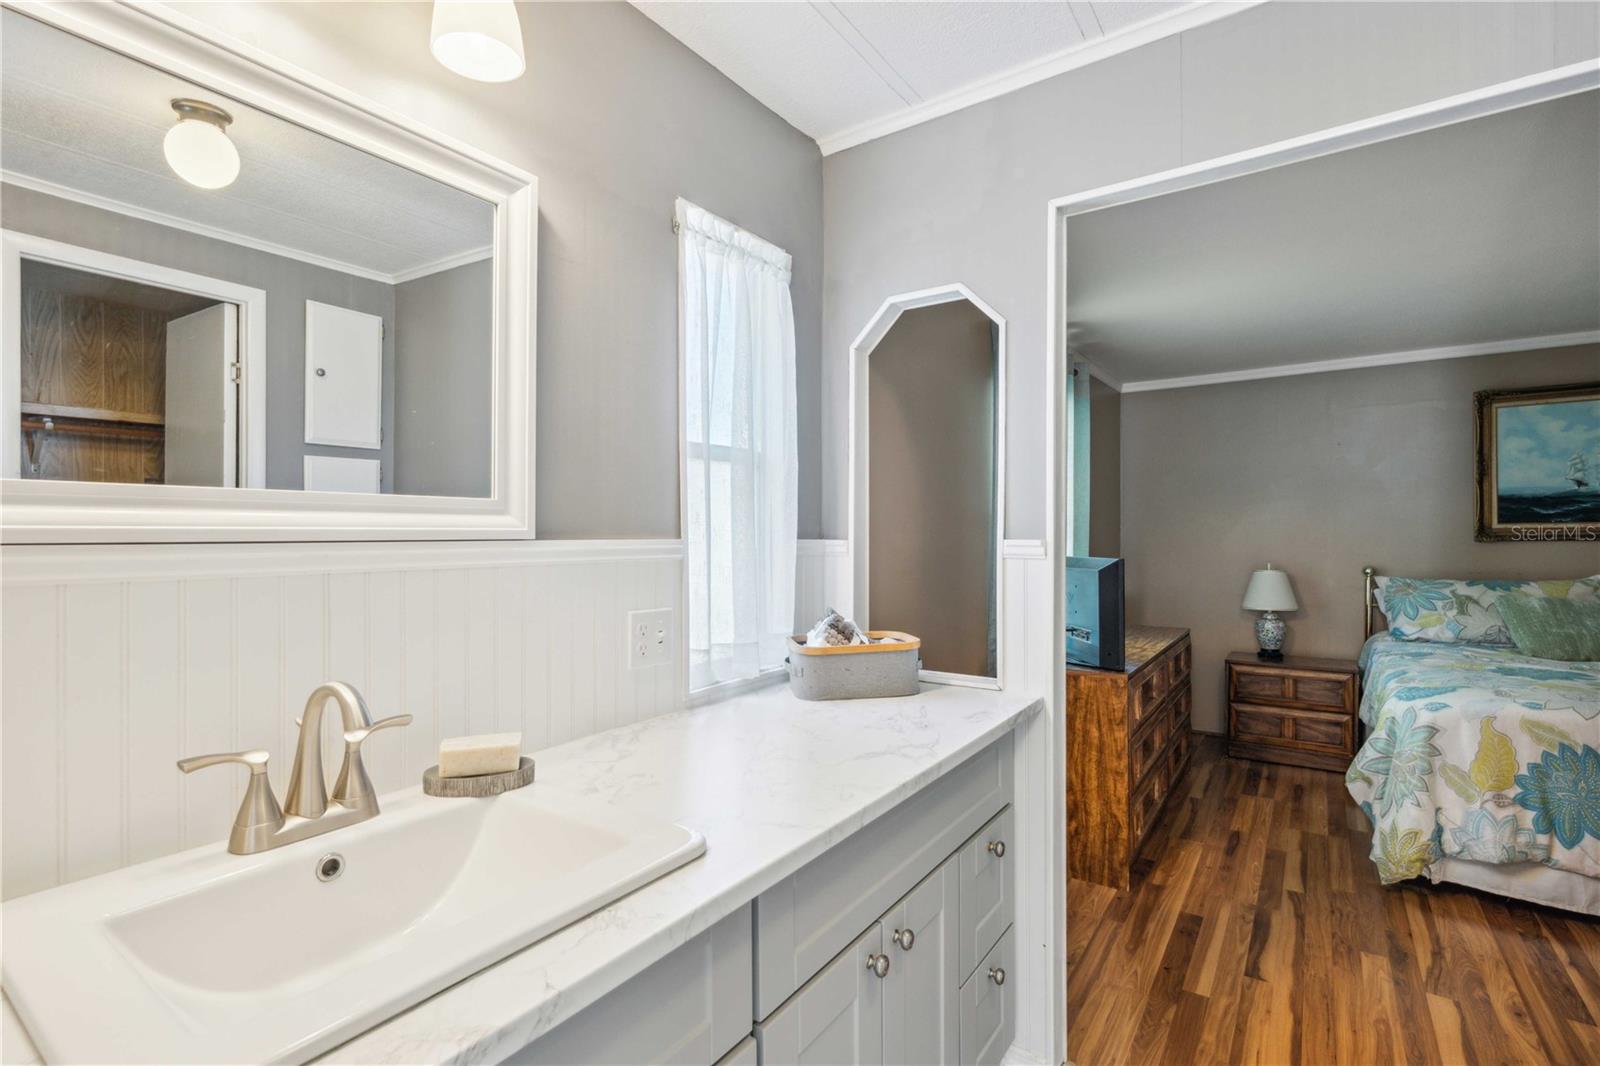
510,736 -> 1016,1066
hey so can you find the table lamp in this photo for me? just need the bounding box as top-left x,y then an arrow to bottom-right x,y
1243,564 -> 1298,660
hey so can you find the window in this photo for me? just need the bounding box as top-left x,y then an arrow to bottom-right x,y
677,199 -> 797,693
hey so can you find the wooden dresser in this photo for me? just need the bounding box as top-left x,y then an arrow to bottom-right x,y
1066,626 -> 1192,890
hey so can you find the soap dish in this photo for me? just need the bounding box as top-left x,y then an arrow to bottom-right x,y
422,756 -> 536,798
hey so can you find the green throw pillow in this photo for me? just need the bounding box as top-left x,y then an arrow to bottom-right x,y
1495,597 -> 1600,662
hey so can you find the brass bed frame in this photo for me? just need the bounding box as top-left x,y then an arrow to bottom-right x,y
1362,565 -> 1381,641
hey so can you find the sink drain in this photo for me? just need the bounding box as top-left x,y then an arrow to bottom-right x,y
315,853 -> 345,882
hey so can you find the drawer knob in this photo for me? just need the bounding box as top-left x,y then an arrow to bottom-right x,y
866,952 -> 891,979
989,966 -> 1006,986
987,839 -> 1006,858
892,927 -> 915,951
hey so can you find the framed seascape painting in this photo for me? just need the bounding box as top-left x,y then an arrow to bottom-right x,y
1475,381 -> 1600,542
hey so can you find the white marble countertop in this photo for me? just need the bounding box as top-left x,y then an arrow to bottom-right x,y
3,682 -> 1040,1065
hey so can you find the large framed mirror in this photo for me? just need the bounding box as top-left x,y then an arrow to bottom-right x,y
0,1 -> 535,542
849,284 -> 1005,688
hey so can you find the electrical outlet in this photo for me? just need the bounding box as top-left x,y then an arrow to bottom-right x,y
627,608 -> 673,669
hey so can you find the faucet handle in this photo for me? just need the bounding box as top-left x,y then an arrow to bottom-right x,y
176,749 -> 285,854
333,714 -> 412,808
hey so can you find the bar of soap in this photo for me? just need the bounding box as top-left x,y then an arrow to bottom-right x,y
438,733 -> 522,778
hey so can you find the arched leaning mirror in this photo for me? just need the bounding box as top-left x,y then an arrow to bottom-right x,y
849,285 -> 1004,687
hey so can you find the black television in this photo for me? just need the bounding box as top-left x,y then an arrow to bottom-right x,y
1066,556 -> 1125,671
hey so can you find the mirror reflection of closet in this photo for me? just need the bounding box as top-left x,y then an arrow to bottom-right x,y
859,293 -> 1002,682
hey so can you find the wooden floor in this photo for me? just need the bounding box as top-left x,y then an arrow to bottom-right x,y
1067,735 -> 1600,1066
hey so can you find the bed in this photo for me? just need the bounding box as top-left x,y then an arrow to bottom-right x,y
1345,570 -> 1600,915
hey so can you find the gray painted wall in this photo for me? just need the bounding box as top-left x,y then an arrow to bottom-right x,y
2,183 -> 398,490
393,260 -> 492,498
171,0 -> 823,538
822,0 -> 1599,539
1121,345 -> 1600,736
868,300 -> 998,677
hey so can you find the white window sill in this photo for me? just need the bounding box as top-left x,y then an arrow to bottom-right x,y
686,666 -> 787,709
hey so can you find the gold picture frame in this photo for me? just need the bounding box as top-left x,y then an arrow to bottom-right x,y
1474,380 -> 1600,542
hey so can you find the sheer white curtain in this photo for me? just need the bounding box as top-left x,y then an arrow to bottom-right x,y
677,199 -> 797,692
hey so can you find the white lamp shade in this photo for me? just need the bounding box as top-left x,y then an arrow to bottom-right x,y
1242,566 -> 1298,612
431,0 -> 526,82
162,118 -> 240,189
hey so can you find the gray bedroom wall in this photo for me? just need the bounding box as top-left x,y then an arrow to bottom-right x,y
822,0 -> 1599,539
171,0 -> 823,538
2,182 -> 398,491
1121,344 -> 1600,736
393,260 -> 493,498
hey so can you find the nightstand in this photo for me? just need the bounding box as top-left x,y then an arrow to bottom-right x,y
1225,652 -> 1360,771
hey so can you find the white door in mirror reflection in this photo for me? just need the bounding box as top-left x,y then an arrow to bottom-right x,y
164,303 -> 239,488
304,301 -> 383,451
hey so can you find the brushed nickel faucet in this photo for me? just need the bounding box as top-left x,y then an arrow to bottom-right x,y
177,682 -> 411,855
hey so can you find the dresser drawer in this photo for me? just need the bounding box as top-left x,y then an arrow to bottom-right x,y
1130,712 -> 1169,786
1230,702 -> 1353,755
1166,683 -> 1192,736
1169,726 -> 1192,783
1171,642 -> 1192,685
1130,662 -> 1170,728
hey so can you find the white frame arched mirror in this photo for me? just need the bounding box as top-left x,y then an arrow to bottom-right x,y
848,283 -> 1007,690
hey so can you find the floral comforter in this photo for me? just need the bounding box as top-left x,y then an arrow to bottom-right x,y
1346,636 -> 1600,885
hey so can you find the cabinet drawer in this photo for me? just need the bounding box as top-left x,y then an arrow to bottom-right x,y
755,735 -> 1012,1019
1130,712 -> 1168,785
1289,674 -> 1355,711
1129,763 -> 1167,848
1231,703 -> 1290,741
958,806 -> 1013,985
1131,663 -> 1170,728
959,927 -> 1014,1066
758,923 -> 883,1066
1230,667 -> 1289,704
510,903 -> 752,1066
1289,709 -> 1354,752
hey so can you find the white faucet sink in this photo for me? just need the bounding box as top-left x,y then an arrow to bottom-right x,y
1,785 -> 704,1064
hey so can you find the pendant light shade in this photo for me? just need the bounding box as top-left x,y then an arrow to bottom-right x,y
431,0 -> 526,83
163,99 -> 240,190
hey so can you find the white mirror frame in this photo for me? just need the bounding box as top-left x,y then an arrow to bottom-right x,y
848,283 -> 1006,690
0,0 -> 537,543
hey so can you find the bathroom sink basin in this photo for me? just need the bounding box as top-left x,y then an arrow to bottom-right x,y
1,785 -> 704,1063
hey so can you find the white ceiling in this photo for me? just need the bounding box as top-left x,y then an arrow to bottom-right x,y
1066,90 -> 1600,387
0,9 -> 492,283
631,1 -> 1230,153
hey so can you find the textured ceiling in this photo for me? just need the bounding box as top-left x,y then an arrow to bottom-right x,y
1066,91 -> 1600,385
0,9 -> 492,281
631,0 -> 1199,150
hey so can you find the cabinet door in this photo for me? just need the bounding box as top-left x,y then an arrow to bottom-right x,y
958,806 -> 1012,982
882,854 -> 960,1066
304,299 -> 383,449
759,924 -> 884,1066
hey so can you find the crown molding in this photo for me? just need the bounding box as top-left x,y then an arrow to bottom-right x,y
1115,330 -> 1600,394
2,169 -> 488,286
817,1 -> 1265,156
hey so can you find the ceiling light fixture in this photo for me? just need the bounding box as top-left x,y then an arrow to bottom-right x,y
163,98 -> 240,189
430,0 -> 526,83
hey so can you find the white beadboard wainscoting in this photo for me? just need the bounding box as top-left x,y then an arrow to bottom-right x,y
0,540 -> 686,900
